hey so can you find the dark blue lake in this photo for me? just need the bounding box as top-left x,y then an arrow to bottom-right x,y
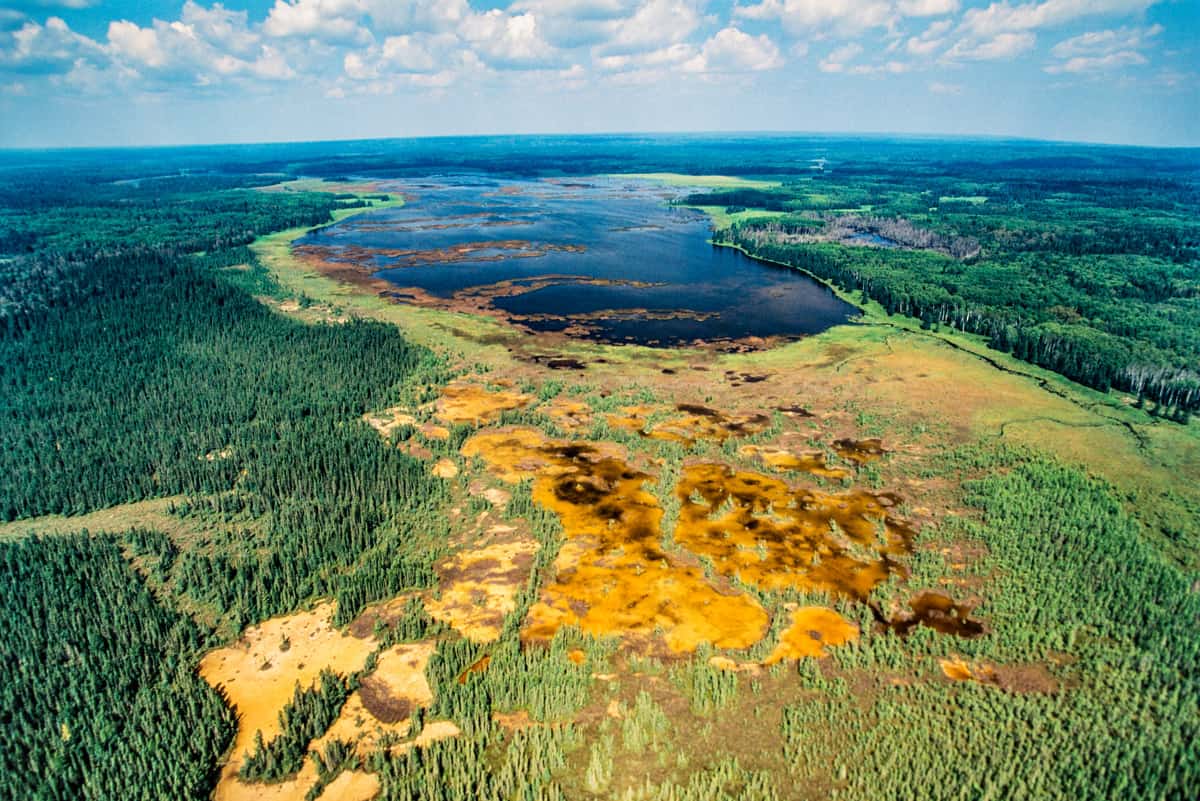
296,175 -> 857,346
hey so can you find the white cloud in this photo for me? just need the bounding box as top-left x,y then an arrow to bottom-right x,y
1045,49 -> 1145,73
603,0 -> 703,53
944,30 -> 1036,60
459,10 -> 556,66
682,26 -> 783,73
262,0 -> 369,43
819,42 -> 862,72
1,16 -> 103,72
736,0 -> 897,35
511,0 -> 639,48
907,18 -> 952,55
928,79 -> 963,93
180,1 -> 258,56
960,0 -> 1160,38
1050,23 -> 1161,57
360,0 -> 470,34
1042,22 -> 1162,73
106,20 -> 167,68
898,0 -> 959,15
849,59 -> 910,75
380,34 -> 438,72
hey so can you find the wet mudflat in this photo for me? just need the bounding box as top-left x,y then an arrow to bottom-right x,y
295,176 -> 857,346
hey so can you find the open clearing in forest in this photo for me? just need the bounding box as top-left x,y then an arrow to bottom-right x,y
0,495 -> 195,542
199,603 -> 458,801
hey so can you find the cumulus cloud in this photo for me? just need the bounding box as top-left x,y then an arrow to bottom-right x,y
942,0 -> 1160,66
736,0 -> 897,35
1050,23 -> 1161,57
944,31 -> 1036,60
960,0 -> 1159,38
907,18 -> 952,56
459,10 -> 556,67
1044,23 -> 1161,73
0,16 -> 103,73
898,0 -> 959,16
602,0 -> 703,53
682,27 -> 783,73
107,20 -> 168,68
511,0 -> 639,48
262,0 -> 369,44
818,42 -> 863,73
380,34 -> 439,72
181,1 -> 259,56
0,0 -> 1171,103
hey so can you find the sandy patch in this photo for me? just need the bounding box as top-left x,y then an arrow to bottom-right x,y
765,607 -> 860,663
463,427 -> 768,653
423,537 -> 540,642
434,380 -> 534,425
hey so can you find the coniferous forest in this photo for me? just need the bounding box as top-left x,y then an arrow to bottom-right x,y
0,137 -> 1197,800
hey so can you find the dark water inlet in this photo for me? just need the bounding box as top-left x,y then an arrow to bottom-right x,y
297,175 -> 858,346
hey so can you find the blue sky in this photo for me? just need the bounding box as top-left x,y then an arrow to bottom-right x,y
0,1 -> 1195,148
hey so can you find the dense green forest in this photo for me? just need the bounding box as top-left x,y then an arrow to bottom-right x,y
694,166 -> 1200,414
0,138 -> 1196,800
0,535 -> 235,801
0,169 -> 450,796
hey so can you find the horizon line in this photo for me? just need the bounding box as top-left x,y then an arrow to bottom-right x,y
4,128 -> 1199,155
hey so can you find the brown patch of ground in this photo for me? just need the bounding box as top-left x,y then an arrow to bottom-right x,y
423,537 -> 540,642
314,771 -> 380,801
606,403 -> 770,446
462,427 -> 769,653
674,462 -> 915,600
347,595 -> 413,639
765,607 -> 860,663
494,710 -> 538,730
362,406 -> 417,439
434,380 -> 534,425
891,590 -> 985,638
431,458 -> 459,478
739,444 -> 852,480
199,603 -> 379,801
542,397 -> 593,430
832,437 -> 888,464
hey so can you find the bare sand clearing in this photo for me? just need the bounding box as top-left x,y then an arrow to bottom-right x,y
435,380 -> 534,425
423,537 -> 541,642
362,406 -> 418,439
200,602 -> 378,760
463,427 -> 768,653
201,606 -> 454,801
314,771 -> 381,801
765,607 -> 860,662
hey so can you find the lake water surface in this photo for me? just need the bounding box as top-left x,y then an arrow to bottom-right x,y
297,175 -> 857,346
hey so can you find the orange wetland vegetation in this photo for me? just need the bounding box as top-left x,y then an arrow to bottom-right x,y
199,377 -> 986,800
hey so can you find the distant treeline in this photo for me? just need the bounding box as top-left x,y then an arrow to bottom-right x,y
708,164 -> 1200,416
